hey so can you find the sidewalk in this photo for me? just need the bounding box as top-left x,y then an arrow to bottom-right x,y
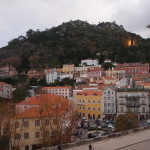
67,129 -> 150,150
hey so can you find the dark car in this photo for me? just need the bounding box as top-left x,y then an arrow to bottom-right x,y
101,132 -> 111,136
87,133 -> 97,138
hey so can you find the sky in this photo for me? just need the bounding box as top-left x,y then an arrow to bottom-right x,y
0,0 -> 150,48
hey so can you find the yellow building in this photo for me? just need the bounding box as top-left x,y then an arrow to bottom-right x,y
74,90 -> 103,120
62,64 -> 75,73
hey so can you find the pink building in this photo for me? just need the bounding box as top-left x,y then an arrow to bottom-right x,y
86,68 -> 105,78
0,82 -> 12,99
41,86 -> 73,99
27,70 -> 45,79
0,65 -> 18,78
117,63 -> 149,77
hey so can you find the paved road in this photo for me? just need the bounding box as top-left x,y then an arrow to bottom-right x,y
67,129 -> 150,150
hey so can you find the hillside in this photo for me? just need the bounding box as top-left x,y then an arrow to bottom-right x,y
0,20 -> 150,71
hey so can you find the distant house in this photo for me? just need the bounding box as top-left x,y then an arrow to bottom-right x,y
80,59 -> 99,66
117,63 -> 150,77
41,86 -> 73,99
0,82 -> 12,99
62,64 -> 75,73
0,65 -> 18,78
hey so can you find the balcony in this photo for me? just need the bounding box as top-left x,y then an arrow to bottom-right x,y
119,103 -> 126,105
127,103 -> 140,107
140,103 -> 146,105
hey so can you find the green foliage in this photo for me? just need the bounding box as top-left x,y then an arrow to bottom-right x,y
102,62 -> 114,70
12,86 -> 28,103
116,111 -> 138,132
48,78 -> 75,87
0,20 -> 150,71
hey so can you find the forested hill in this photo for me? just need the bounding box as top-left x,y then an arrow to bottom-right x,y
0,20 -> 150,71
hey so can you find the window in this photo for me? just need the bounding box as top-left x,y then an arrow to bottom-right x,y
98,108 -> 100,111
45,119 -> 49,126
108,90 -> 110,94
25,145 -> 29,150
112,103 -> 114,107
35,132 -> 40,138
15,122 -> 19,128
82,100 -> 84,104
104,103 -> 107,107
142,107 -> 145,112
88,107 -> 90,110
15,133 -> 21,140
98,100 -> 100,104
24,132 -> 29,139
88,100 -> 90,103
92,107 -> 95,111
35,120 -> 40,126
108,109 -> 111,113
108,103 -> 111,107
121,107 -> 124,113
24,121 -> 29,127
93,100 -> 95,104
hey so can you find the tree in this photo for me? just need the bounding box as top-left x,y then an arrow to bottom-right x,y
0,102 -> 24,150
37,95 -> 77,147
102,62 -> 114,70
12,85 -> 28,103
116,111 -> 138,132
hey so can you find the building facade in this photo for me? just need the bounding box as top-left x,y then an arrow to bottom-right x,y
0,82 -> 12,99
116,88 -> 150,120
41,87 -> 73,99
103,87 -> 116,120
74,90 -> 103,120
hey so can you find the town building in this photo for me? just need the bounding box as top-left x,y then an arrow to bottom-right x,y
46,69 -> 59,84
103,87 -> 116,120
0,82 -> 12,99
117,63 -> 150,77
86,68 -> 105,79
12,94 -> 71,150
62,64 -> 75,73
41,86 -> 73,99
116,88 -> 150,120
106,68 -> 125,78
80,59 -> 99,66
59,73 -> 74,80
0,65 -> 18,78
74,90 -> 103,120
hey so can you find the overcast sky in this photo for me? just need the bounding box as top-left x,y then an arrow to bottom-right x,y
0,0 -> 150,48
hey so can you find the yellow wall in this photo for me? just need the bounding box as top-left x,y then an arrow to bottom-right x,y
74,94 -> 103,120
62,64 -> 75,72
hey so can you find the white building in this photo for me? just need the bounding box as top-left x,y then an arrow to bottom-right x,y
80,59 -> 99,66
103,87 -> 116,120
46,69 -> 59,84
59,73 -> 74,81
116,88 -> 149,120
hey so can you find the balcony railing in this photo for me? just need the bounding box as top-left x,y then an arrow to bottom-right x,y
127,103 -> 140,107
119,103 -> 126,105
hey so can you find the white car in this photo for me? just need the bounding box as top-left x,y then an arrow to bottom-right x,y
147,119 -> 150,123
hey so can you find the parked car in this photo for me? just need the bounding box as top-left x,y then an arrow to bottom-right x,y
87,133 -> 97,138
101,132 -> 111,136
83,124 -> 89,129
101,123 -> 107,128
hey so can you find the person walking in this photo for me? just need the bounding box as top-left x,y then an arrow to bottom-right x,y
57,145 -> 62,150
89,144 -> 93,150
